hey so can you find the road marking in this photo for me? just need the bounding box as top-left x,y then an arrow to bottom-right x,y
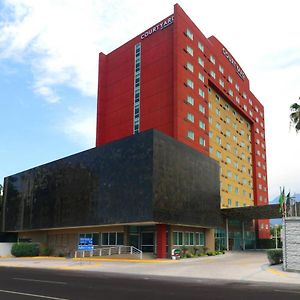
0,289 -> 69,299
13,278 -> 67,285
274,289 -> 300,294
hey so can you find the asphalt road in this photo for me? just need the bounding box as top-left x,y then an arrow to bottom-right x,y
0,267 -> 300,300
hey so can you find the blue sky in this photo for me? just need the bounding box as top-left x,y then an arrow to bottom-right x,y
0,0 -> 300,200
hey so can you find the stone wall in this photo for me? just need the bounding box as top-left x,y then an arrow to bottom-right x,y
283,218 -> 300,272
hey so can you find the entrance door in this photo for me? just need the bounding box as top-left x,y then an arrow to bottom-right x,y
141,232 -> 154,252
129,234 -> 139,249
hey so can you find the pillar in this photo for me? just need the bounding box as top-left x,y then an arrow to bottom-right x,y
225,218 -> 229,251
156,224 -> 167,258
205,228 -> 215,251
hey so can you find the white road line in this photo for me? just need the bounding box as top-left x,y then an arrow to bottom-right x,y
13,277 -> 67,285
0,289 -> 69,299
274,289 -> 300,294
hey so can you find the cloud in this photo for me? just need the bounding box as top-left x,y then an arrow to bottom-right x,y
62,107 -> 96,148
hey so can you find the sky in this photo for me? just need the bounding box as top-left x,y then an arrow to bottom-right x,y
0,0 -> 299,200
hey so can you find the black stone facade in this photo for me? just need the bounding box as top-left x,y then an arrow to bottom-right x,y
2,130 -> 221,232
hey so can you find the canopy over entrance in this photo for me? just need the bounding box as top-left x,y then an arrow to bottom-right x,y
221,204 -> 282,220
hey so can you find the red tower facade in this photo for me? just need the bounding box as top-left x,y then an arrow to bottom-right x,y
96,4 -> 269,239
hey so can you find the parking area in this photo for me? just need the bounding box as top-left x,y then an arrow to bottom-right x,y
0,251 -> 299,285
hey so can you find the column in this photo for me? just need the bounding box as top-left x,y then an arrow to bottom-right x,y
156,224 -> 167,258
225,218 -> 229,251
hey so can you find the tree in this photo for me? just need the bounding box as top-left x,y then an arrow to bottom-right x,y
290,100 -> 300,133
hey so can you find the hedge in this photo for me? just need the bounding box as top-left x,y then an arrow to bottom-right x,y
266,249 -> 283,265
11,243 -> 39,257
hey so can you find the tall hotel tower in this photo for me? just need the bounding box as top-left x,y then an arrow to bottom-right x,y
96,4 -> 269,238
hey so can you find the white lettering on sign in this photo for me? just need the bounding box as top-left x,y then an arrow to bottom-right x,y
222,48 -> 246,80
141,15 -> 174,40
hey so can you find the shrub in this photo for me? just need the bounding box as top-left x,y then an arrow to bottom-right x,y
267,249 -> 283,265
11,243 -> 39,257
180,245 -> 188,257
39,247 -> 51,256
186,252 -> 193,258
193,246 -> 200,256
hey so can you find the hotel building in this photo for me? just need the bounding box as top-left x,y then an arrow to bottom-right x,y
96,4 -> 269,238
1,4 -> 270,259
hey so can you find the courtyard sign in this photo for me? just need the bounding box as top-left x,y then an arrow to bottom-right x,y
222,48 -> 246,80
141,15 -> 174,40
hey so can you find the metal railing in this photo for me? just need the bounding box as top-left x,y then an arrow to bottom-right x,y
74,246 -> 143,259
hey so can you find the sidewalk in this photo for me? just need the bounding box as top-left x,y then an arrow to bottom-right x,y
0,251 -> 299,285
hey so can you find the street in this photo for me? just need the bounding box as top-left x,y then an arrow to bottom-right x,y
0,267 -> 299,300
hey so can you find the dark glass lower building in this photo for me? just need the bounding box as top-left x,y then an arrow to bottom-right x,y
1,130 -> 223,258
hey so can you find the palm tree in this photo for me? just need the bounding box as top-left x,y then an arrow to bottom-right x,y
290,100 -> 300,133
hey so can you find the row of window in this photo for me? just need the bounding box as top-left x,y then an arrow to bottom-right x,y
185,28 -> 264,122
173,231 -> 205,246
133,43 -> 141,134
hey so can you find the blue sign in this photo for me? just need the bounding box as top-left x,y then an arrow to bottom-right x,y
78,237 -> 94,251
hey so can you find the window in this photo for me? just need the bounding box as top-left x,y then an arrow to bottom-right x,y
210,55 -> 216,64
227,184 -> 232,192
226,116 -> 230,124
216,108 -> 221,116
215,94 -> 220,101
186,79 -> 194,89
243,104 -> 247,111
210,70 -> 216,78
209,146 -> 213,153
235,187 -> 239,194
173,232 -> 183,246
209,131 -> 213,138
228,199 -> 232,206
243,92 -> 247,99
186,95 -> 194,105
226,130 -> 231,137
187,45 -> 193,56
228,89 -> 233,96
187,113 -> 194,123
101,232 -> 124,246
227,170 -> 232,177
199,120 -> 205,129
216,151 -> 221,159
234,161 -> 238,168
186,29 -> 193,40
198,57 -> 204,67
219,65 -> 224,74
186,62 -> 194,72
209,116 -> 212,124
199,137 -> 205,146
187,130 -> 194,140
198,73 -> 204,82
199,104 -> 205,114
235,83 -> 239,91
216,122 -> 221,130
198,41 -> 204,52
208,102 -> 212,109
216,136 -> 221,145
199,88 -> 205,98
228,76 -> 232,83
219,79 -> 224,87
236,96 -> 240,104
226,143 -> 231,150
226,156 -> 231,164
